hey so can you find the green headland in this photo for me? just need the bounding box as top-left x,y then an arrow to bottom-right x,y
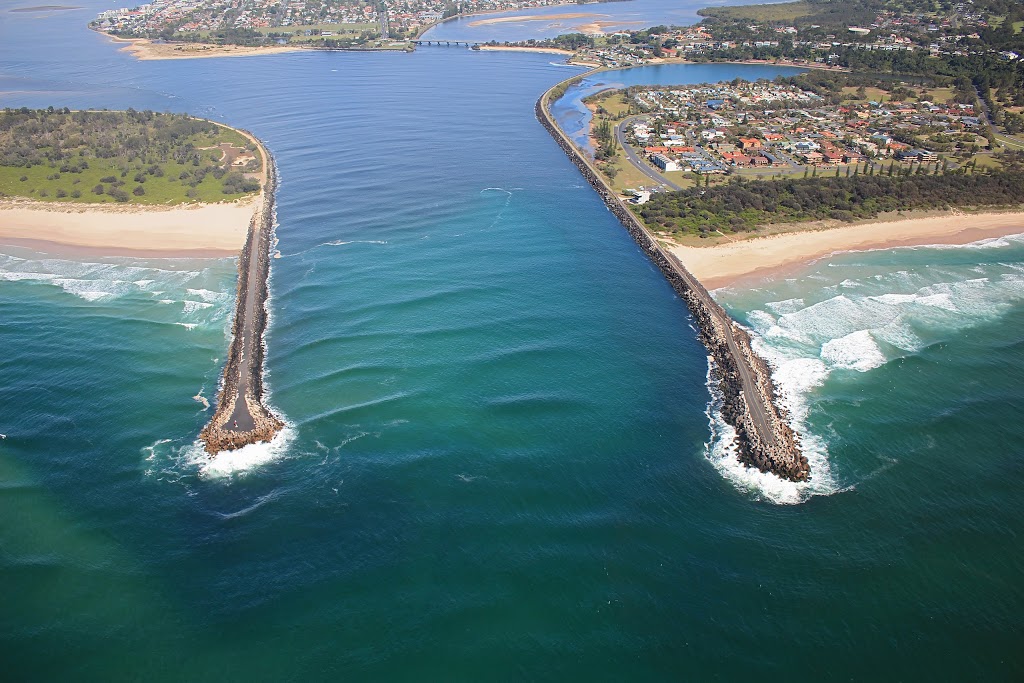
0,108 -> 263,205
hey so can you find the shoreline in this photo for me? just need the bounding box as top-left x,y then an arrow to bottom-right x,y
667,211 -> 1024,289
0,115 -> 266,257
105,34 -> 308,61
477,45 -> 575,55
0,198 -> 259,256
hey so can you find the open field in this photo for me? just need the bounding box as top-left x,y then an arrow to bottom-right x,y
698,1 -> 812,23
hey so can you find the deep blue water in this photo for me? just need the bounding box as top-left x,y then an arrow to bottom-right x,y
1,3 -> 1023,680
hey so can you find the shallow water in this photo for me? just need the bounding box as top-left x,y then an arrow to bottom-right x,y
2,3 -> 1023,680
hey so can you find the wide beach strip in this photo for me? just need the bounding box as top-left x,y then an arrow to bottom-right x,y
0,200 -> 256,256
670,211 -> 1024,289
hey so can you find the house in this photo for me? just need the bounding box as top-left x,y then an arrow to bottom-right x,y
738,137 -> 763,151
720,151 -> 752,165
651,154 -> 681,172
897,149 -> 938,162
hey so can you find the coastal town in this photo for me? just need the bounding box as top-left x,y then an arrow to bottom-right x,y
516,0 -> 1023,71
605,78 -> 989,186
90,0 -> 579,44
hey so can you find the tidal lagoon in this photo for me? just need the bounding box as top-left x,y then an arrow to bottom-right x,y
1,3 -> 1023,679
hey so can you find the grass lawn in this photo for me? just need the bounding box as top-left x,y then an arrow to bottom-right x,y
923,87 -> 955,104
603,153 -> 653,194
970,153 -> 1004,169
699,1 -> 812,23
841,86 -> 892,103
264,22 -> 378,42
0,158 -> 256,205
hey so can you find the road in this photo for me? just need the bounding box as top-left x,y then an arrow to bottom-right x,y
975,85 -> 1024,149
615,116 -> 682,191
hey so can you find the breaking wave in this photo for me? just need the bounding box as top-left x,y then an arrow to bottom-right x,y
705,232 -> 1024,502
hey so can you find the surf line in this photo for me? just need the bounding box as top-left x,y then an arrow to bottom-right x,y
536,75 -> 809,482
201,133 -> 284,454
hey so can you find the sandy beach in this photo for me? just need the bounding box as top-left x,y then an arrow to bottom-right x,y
668,212 -> 1024,288
477,45 -> 575,55
111,36 -> 306,61
0,198 -> 259,256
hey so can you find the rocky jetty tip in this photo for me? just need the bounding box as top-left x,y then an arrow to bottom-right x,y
200,135 -> 283,454
537,79 -> 809,482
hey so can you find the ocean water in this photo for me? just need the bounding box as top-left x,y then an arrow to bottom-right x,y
2,4 -> 1023,680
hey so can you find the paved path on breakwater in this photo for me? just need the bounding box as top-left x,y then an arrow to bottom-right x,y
200,132 -> 283,454
538,74 -> 806,481
660,248 -> 775,446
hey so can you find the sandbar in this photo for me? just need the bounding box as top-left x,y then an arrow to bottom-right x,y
111,36 -> 306,61
575,19 -> 642,34
468,12 -> 601,27
668,211 -> 1024,288
477,45 -> 575,55
0,198 -> 259,256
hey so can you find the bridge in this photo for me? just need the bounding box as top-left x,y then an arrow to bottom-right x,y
411,40 -> 480,48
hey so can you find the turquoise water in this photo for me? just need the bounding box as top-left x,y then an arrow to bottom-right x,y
2,4 -> 1024,680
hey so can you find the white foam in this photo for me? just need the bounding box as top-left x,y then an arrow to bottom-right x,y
182,300 -> 214,314
186,288 -> 227,303
142,438 -> 173,462
702,358 -> 839,505
0,271 -> 56,281
764,297 -> 805,315
175,322 -> 198,330
198,425 -> 296,479
821,330 -> 887,372
321,239 -> 388,247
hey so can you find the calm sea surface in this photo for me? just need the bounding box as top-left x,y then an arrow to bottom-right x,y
1,3 -> 1022,680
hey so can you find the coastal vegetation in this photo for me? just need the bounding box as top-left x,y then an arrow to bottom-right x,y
637,172 -> 1024,237
0,108 -> 262,205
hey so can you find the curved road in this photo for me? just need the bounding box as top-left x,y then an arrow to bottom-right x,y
615,116 -> 682,191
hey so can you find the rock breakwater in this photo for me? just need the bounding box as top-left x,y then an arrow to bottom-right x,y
536,85 -> 809,482
200,138 -> 284,454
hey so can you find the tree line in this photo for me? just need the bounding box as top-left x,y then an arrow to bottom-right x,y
638,172 -> 1024,236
